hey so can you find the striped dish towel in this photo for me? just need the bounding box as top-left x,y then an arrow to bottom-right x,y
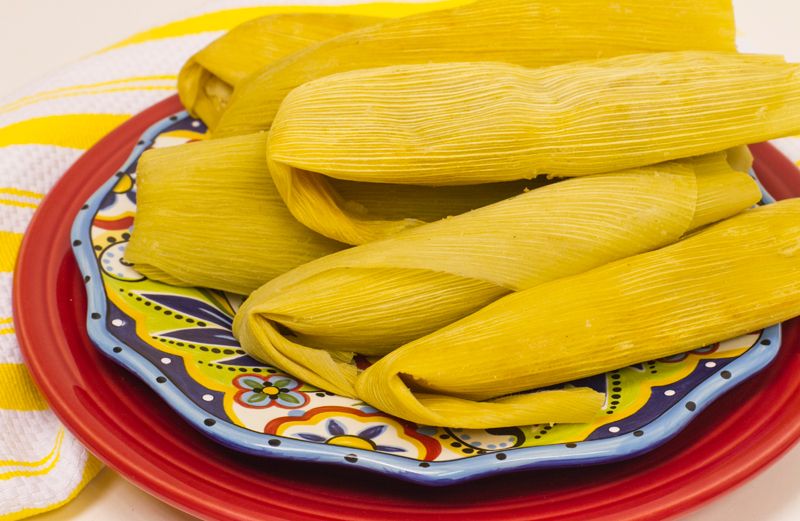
0,1 -> 799,519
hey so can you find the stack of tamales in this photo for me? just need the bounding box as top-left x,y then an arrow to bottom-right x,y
126,0 -> 800,428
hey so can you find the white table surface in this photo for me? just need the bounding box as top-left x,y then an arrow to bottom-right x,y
2,0 -> 799,519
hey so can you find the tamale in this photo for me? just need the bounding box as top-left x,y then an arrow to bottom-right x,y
125,133 -> 344,295
178,13 -> 380,127
125,134 -> 543,294
266,52 -> 800,244
357,199 -> 800,428
234,154 -> 760,398
214,0 -> 736,136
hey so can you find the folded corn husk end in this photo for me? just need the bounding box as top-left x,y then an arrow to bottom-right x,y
358,364 -> 606,429
267,158 -> 425,245
726,144 -> 755,173
238,312 -> 359,398
689,150 -> 762,230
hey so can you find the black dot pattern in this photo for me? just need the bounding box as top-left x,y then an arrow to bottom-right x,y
533,424 -> 554,440
131,292 -> 222,329
151,335 -> 245,357
606,372 -> 623,414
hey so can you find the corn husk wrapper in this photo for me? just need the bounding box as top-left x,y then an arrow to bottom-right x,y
125,134 -> 543,294
234,153 -> 760,401
691,146 -> 756,230
266,52 -> 800,244
214,0 -> 736,136
178,13 -> 380,127
125,133 -> 343,295
356,199 -> 800,428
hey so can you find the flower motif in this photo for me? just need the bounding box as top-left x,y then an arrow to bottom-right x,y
233,374 -> 308,409
266,407 -> 441,459
296,419 -> 406,453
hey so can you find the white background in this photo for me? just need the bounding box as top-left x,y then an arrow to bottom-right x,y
1,1 -> 800,519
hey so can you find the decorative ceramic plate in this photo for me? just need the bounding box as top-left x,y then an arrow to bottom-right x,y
67,109 -> 783,485
17,95 -> 800,520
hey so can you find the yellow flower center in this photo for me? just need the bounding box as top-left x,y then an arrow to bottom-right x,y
326,435 -> 375,451
263,386 -> 280,397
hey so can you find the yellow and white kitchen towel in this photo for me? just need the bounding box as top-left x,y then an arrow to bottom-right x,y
0,1 -> 799,519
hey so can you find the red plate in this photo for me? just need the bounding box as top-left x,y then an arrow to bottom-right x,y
14,95 -> 800,521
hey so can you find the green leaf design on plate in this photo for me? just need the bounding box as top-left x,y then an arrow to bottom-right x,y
240,377 -> 264,389
247,393 -> 268,404
280,394 -> 300,405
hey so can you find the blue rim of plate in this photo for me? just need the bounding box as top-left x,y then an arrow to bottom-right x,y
70,111 -> 782,486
